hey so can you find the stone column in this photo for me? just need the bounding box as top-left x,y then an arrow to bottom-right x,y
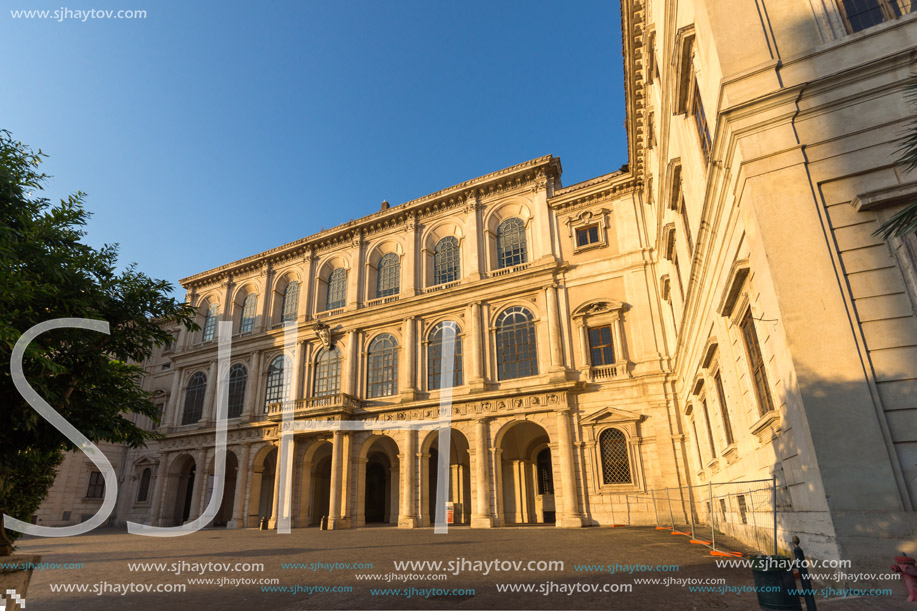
293,340 -> 309,402
259,266 -> 274,332
404,214 -> 418,296
464,196 -> 483,281
347,232 -> 364,311
187,449 -> 205,524
150,452 -> 170,526
221,279 -> 234,322
555,410 -> 584,527
533,177 -> 555,262
400,317 -> 416,400
228,444 -> 251,529
340,433 -> 353,524
268,442 -> 282,528
166,370 -> 182,431
328,430 -> 346,529
198,447 -> 213,518
342,330 -> 358,396
242,351 -> 261,421
202,360 -> 218,424
545,285 -> 564,372
611,314 -> 624,363
399,429 -> 418,527
468,302 -> 485,389
512,460 -> 525,524
471,418 -> 493,527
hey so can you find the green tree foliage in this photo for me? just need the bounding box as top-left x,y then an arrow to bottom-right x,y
0,131 -> 198,554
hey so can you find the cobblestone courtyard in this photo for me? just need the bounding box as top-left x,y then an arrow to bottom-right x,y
14,526 -> 907,610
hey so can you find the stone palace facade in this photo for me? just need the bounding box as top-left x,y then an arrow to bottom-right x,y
36,0 -> 917,568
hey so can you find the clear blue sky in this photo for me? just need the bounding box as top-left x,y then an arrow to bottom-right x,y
2,0 -> 626,295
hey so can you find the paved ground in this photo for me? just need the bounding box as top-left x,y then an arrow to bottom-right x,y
12,526 -> 909,610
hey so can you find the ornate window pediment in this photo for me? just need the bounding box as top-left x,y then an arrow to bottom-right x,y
564,208 -> 611,253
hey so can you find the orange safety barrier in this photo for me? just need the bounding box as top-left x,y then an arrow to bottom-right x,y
655,526 -> 672,530
690,539 -> 712,545
671,531 -> 691,536
710,550 -> 743,558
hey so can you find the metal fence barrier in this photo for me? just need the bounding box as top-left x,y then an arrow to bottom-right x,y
623,476 -> 783,557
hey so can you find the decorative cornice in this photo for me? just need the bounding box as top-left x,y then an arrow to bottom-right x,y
181,155 -> 561,290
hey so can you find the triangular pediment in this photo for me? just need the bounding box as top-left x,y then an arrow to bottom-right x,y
580,405 -> 644,424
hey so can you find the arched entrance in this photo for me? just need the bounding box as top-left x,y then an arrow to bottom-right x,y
308,442 -> 333,526
498,421 -> 554,525
209,451 -> 238,527
167,454 -> 196,526
421,429 -> 472,526
245,446 -> 278,527
356,434 -> 400,527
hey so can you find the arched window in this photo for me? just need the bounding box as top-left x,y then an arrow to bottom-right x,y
326,268 -> 347,310
137,467 -> 152,502
202,302 -> 219,342
239,293 -> 257,333
427,321 -> 463,390
495,307 -> 538,380
367,334 -> 398,398
313,347 -> 341,397
496,217 -> 528,269
536,448 -> 554,495
281,281 -> 299,322
182,372 -> 207,425
264,356 -> 291,412
227,363 -> 247,418
376,253 -> 400,298
433,236 -> 460,285
599,428 -> 632,484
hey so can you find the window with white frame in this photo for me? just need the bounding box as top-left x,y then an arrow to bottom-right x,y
264,356 -> 291,411
182,371 -> 207,425
495,307 -> 538,380
376,253 -> 400,298
239,293 -> 257,333
281,281 -> 299,322
433,236 -> 461,285
496,218 -> 528,268
367,334 -> 398,398
427,321 -> 463,390
326,268 -> 347,310
202,302 -> 219,342
313,347 -> 341,397
227,363 -> 247,418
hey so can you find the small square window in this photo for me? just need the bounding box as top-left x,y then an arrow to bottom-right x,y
576,225 -> 600,247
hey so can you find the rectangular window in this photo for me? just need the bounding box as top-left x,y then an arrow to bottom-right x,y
680,198 -> 694,256
719,498 -> 728,522
86,471 -> 105,499
691,82 -> 712,162
701,398 -> 716,459
740,309 -> 776,416
588,325 -> 615,366
692,421 -> 704,466
714,372 -> 734,446
837,0 -> 910,33
737,495 -> 748,525
575,224 -> 600,247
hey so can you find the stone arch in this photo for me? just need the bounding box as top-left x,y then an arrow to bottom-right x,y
165,453 -> 197,527
419,428 -> 472,526
354,433 -> 401,526
494,420 -> 555,525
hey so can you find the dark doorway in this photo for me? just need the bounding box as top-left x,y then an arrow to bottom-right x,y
365,462 -> 387,523
182,466 -> 196,523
